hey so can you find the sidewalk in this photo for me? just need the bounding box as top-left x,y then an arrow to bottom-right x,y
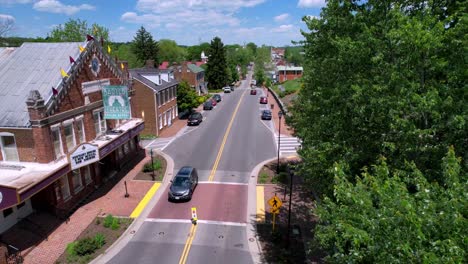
263,87 -> 294,137
7,151 -> 155,264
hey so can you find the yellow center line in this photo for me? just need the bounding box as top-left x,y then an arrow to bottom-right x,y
179,224 -> 198,264
208,90 -> 247,181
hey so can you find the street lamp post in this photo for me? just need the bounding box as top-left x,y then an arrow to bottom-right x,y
287,166 -> 294,247
277,111 -> 283,174
150,148 -> 155,181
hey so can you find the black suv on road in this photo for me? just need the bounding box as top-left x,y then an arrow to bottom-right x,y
168,166 -> 199,201
187,112 -> 203,125
203,100 -> 213,110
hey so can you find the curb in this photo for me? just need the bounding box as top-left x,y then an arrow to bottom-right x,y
90,150 -> 174,264
247,156 -> 280,264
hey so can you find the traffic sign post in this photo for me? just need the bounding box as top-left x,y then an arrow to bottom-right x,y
268,194 -> 282,232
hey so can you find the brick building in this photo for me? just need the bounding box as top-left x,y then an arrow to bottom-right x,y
130,63 -> 179,137
0,40 -> 144,233
173,62 -> 206,94
276,65 -> 303,82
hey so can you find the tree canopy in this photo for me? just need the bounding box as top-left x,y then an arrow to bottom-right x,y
316,147 -> 466,263
158,39 -> 187,64
290,0 -> 467,197
48,19 -> 109,42
177,80 -> 199,111
131,26 -> 159,66
206,37 -> 228,90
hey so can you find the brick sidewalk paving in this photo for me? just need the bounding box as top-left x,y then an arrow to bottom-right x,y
21,153 -> 154,264
264,87 -> 294,137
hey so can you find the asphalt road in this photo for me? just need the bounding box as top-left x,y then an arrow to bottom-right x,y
109,73 -> 276,264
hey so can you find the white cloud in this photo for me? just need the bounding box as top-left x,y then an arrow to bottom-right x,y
135,0 -> 266,13
271,24 -> 294,33
297,0 -> 325,8
33,0 -> 95,15
0,14 -> 15,22
274,13 -> 289,22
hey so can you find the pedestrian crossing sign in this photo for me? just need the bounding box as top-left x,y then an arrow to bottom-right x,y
268,195 -> 282,209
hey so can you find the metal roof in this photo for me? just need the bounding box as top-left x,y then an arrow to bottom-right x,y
187,64 -> 204,73
0,42 -> 83,127
129,68 -> 178,93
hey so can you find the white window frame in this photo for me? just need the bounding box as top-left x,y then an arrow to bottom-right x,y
93,108 -> 107,137
63,120 -> 76,153
163,112 -> 167,126
75,117 -> 85,144
159,115 -> 163,129
0,132 -> 19,162
72,169 -> 83,193
51,125 -> 64,159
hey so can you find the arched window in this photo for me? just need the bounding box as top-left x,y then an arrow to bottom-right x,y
0,132 -> 19,162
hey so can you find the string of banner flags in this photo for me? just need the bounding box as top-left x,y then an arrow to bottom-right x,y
52,34 -> 125,97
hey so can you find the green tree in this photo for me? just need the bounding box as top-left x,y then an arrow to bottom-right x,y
131,26 -> 159,66
206,37 -> 228,90
186,42 -> 210,61
246,42 -> 257,57
114,43 -> 139,68
158,39 -> 187,64
48,19 -> 109,42
290,0 -> 467,196
316,147 -> 466,263
254,67 -> 265,87
284,46 -> 304,66
177,80 -> 199,111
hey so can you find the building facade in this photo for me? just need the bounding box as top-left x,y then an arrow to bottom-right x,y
130,66 -> 179,137
173,62 -> 206,94
276,65 -> 303,82
0,40 -> 144,233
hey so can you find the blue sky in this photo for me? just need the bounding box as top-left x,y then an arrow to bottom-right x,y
0,0 -> 325,46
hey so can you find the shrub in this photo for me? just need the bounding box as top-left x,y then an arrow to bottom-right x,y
142,162 -> 153,172
94,233 -> 106,248
66,242 -> 77,256
143,160 -> 162,172
74,237 -> 98,256
258,172 -> 269,184
111,218 -> 120,230
103,214 -> 114,228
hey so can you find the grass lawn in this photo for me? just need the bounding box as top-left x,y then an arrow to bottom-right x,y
272,78 -> 302,95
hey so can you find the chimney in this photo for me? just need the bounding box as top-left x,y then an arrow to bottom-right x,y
26,90 -> 47,121
146,60 -> 155,68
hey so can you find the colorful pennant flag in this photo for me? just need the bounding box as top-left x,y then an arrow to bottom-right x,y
52,87 -> 58,96
86,34 -> 94,41
79,45 -> 86,53
60,68 -> 69,78
107,45 -> 112,54
69,56 -> 75,64
120,63 -> 124,70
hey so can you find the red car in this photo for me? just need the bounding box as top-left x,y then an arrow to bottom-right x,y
259,96 -> 268,104
210,98 -> 217,106
250,89 -> 257,95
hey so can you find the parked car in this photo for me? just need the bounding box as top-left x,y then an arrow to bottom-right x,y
259,96 -> 268,104
210,98 -> 217,106
203,100 -> 213,110
223,86 -> 231,93
250,89 -> 257,95
187,112 -> 203,125
261,110 -> 272,120
212,94 -> 222,102
168,166 -> 198,201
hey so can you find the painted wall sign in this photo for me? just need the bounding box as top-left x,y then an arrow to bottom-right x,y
102,85 -> 131,120
81,79 -> 110,95
69,143 -> 100,170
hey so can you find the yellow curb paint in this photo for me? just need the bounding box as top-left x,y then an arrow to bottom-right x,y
129,182 -> 161,218
179,224 -> 198,264
208,91 -> 247,182
256,186 -> 265,223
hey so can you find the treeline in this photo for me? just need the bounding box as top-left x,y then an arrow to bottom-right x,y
291,0 -> 466,262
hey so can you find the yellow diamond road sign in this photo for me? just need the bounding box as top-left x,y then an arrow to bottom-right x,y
268,195 -> 282,209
